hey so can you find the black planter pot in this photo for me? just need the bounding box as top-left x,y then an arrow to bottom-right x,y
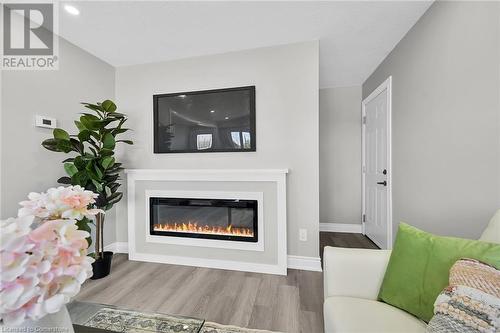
91,251 -> 113,280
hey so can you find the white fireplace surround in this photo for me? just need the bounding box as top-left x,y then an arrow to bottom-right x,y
125,169 -> 290,275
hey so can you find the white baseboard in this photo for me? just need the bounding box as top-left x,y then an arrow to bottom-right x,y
319,223 -> 362,233
104,242 -> 129,253
287,255 -> 323,272
102,242 -> 322,272
131,252 -> 287,275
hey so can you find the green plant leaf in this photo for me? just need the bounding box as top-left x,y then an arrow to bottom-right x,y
108,112 -> 125,119
70,138 -> 84,154
78,130 -> 91,141
86,163 -> 101,181
101,156 -> 115,169
94,163 -> 103,179
89,131 -> 100,140
109,182 -> 120,192
100,148 -> 114,157
112,128 -> 130,135
80,113 -> 102,118
56,139 -> 74,153
42,138 -> 61,152
76,217 -> 92,247
53,128 -> 70,141
80,115 -> 100,130
82,103 -> 104,113
107,192 -> 123,206
57,176 -> 72,184
91,179 -> 103,192
104,186 -> 112,197
74,120 -> 85,131
64,163 -> 78,177
104,174 -> 120,183
62,157 -> 75,163
99,118 -> 114,127
102,100 -> 117,112
106,165 -> 123,172
73,156 -> 87,170
117,140 -> 133,145
71,171 -> 89,186
102,133 -> 115,150
105,168 -> 121,176
81,153 -> 96,161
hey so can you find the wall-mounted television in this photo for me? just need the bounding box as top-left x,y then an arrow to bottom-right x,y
153,86 -> 256,153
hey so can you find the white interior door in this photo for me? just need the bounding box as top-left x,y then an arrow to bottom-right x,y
362,77 -> 392,249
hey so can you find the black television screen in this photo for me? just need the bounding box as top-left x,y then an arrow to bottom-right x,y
154,86 -> 256,153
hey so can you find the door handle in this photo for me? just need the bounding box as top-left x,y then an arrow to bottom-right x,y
377,181 -> 387,186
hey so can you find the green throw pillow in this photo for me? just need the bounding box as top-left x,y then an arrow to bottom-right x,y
378,223 -> 500,322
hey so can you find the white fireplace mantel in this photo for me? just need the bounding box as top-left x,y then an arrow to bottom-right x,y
125,168 -> 289,181
125,169 -> 289,275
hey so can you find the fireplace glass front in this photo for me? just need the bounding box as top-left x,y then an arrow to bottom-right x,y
149,197 -> 258,242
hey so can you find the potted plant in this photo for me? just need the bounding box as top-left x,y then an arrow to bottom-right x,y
41,100 -> 132,279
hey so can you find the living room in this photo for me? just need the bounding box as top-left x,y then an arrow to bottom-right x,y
1,1 -> 499,333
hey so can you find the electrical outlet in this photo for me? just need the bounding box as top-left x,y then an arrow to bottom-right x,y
299,229 -> 307,242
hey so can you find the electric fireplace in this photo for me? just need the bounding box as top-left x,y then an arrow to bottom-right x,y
149,197 -> 258,242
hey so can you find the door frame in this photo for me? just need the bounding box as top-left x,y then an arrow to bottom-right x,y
361,76 -> 393,249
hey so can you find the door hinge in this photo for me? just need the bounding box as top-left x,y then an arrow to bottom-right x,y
362,116 -> 367,124
362,214 -> 366,223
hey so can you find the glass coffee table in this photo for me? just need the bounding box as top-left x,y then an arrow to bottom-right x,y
68,301 -> 204,333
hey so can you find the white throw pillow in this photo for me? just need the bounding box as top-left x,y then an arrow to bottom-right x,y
479,209 -> 500,244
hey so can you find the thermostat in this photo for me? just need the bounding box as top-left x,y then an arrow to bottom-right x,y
35,115 -> 56,129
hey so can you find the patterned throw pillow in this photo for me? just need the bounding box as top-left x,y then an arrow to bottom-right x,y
426,259 -> 500,333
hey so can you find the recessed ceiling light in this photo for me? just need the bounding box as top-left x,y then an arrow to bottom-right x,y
64,4 -> 80,16
224,116 -> 229,120
210,110 -> 215,113
178,94 -> 186,98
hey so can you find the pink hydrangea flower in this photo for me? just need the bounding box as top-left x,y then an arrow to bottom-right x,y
18,185 -> 103,221
1,186 -> 97,326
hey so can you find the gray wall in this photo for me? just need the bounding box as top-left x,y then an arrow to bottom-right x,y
319,86 -> 362,225
363,1 -> 500,239
115,41 -> 320,258
1,37 -> 117,247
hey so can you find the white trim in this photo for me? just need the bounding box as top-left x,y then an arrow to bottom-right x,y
319,223 -> 362,233
104,242 -> 129,253
361,76 -> 393,249
287,255 -> 322,272
126,169 -> 288,275
130,252 -> 287,275
103,242 -> 321,273
125,169 -> 289,178
0,70 -> 3,218
145,190 -> 264,251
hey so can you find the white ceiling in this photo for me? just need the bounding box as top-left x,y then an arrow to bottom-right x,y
58,1 -> 432,88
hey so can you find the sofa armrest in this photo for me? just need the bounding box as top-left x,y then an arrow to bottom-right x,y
323,246 -> 392,301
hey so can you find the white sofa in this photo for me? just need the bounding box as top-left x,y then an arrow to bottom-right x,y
323,211 -> 500,333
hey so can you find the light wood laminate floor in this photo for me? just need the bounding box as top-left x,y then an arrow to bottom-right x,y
76,232 -> 377,333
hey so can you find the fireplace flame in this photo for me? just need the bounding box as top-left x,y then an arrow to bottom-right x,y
153,222 -> 254,237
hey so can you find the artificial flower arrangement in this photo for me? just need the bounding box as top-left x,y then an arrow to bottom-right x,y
0,185 -> 100,326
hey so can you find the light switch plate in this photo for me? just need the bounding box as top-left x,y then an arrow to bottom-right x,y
35,115 -> 56,129
299,228 -> 307,242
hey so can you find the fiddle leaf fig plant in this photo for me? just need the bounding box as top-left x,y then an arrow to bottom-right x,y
42,99 -> 133,260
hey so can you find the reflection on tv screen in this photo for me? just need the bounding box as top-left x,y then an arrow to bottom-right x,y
154,86 -> 255,153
